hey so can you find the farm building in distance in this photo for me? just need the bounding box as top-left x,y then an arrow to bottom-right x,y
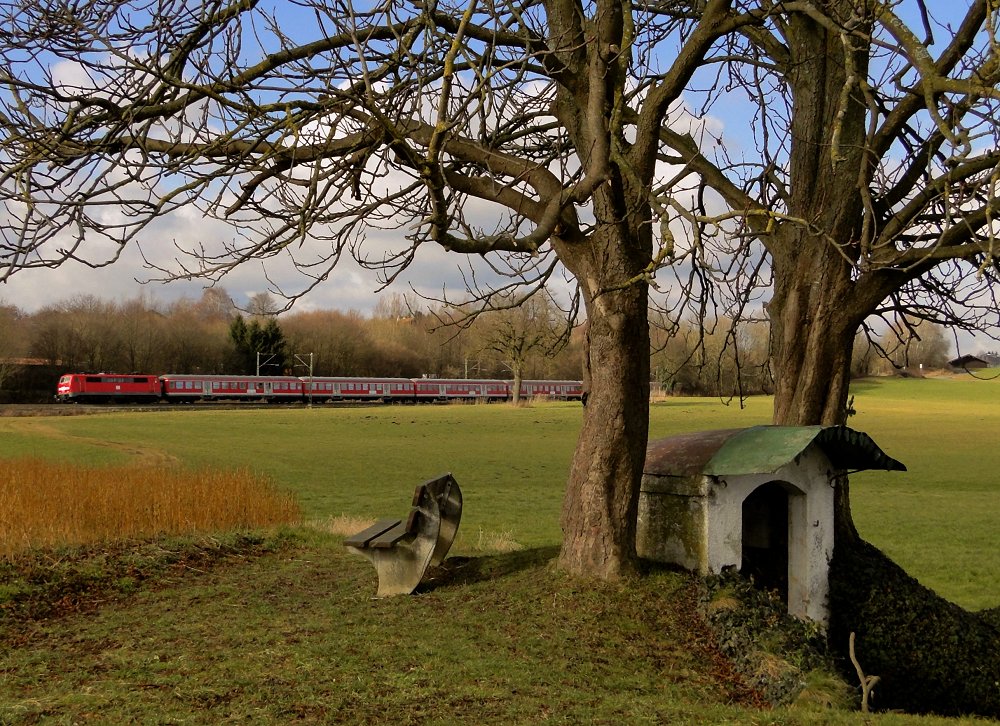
948,355 -> 990,371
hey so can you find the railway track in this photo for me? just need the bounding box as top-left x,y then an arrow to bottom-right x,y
0,401 -> 380,417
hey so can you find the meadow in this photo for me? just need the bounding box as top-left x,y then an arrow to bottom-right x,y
1,377 -> 995,609
0,376 -> 998,723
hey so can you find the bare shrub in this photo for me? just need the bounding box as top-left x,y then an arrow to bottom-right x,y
473,528 -> 523,553
0,458 -> 300,558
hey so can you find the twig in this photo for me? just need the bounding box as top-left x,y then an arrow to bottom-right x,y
849,631 -> 880,713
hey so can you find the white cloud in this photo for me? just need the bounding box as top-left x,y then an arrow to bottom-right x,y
0,198 -> 546,315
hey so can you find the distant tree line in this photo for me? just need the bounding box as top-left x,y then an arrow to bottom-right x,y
0,290 -> 956,403
650,313 -> 953,400
0,290 -> 585,401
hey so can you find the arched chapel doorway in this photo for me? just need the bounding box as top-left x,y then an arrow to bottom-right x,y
741,481 -> 800,602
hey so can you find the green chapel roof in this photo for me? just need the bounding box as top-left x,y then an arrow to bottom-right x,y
643,425 -> 906,478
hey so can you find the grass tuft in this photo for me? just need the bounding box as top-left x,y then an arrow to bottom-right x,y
707,587 -> 741,613
793,668 -> 856,711
472,527 -> 523,553
306,514 -> 376,537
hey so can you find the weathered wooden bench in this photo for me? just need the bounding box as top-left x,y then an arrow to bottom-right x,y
343,473 -> 463,597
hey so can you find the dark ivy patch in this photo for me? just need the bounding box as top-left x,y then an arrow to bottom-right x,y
828,539 -> 1000,719
696,571 -> 847,709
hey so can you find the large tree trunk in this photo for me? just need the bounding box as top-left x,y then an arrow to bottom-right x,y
769,253 -> 858,429
543,0 -> 657,579
771,8 -> 866,425
558,279 -> 650,578
768,254 -> 863,544
769,10 -> 869,543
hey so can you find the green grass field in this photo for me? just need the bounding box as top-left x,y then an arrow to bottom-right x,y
1,377 -> 998,724
2,378 -> 995,609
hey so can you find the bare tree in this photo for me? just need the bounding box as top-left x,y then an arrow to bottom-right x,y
882,320 -> 951,372
660,1 -> 1000,420
281,309 -> 378,376
247,291 -> 281,317
118,294 -> 167,372
194,287 -> 237,322
647,7 -> 1000,714
163,295 -> 236,372
64,295 -> 126,371
644,2 -> 1000,551
650,313 -> 770,397
469,293 -> 565,402
0,0 -> 757,577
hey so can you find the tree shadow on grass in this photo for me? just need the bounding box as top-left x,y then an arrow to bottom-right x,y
418,546 -> 560,592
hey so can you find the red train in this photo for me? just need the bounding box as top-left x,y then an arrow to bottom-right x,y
56,372 -> 584,404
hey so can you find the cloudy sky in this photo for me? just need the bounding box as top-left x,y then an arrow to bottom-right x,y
0,223 -> 472,316
3,249 -> 374,315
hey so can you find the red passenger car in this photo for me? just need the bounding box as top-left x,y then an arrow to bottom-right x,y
55,373 -> 162,403
412,378 -> 511,402
304,377 -> 415,402
160,374 -> 304,402
521,380 -> 584,400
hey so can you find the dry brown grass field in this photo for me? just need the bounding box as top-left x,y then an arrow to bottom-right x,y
0,458 -> 302,559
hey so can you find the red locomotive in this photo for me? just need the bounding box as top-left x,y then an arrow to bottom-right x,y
56,373 -> 163,403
